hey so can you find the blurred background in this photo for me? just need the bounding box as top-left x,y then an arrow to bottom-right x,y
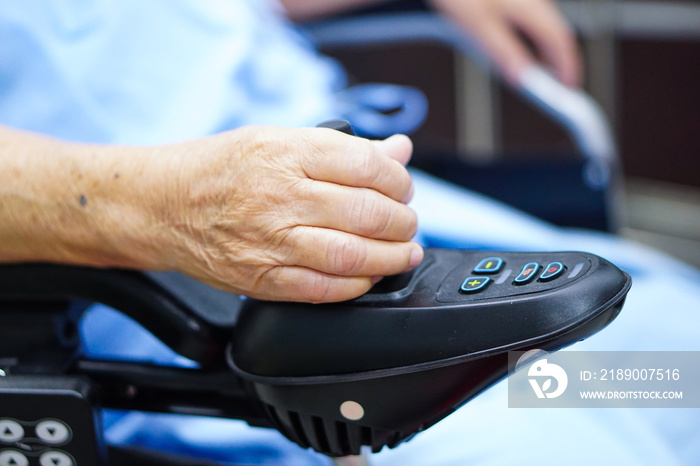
313,0 -> 700,267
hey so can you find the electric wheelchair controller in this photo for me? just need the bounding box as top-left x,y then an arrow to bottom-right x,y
0,122 -> 632,464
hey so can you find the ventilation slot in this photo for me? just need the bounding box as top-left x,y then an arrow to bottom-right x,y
335,421 -> 351,455
262,404 -> 414,456
288,410 -> 311,449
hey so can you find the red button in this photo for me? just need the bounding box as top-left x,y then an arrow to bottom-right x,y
540,262 -> 565,281
514,262 -> 539,284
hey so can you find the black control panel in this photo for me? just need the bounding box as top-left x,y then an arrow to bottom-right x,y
0,377 -> 104,466
229,248 -> 631,457
231,249 -> 630,379
436,251 -> 591,302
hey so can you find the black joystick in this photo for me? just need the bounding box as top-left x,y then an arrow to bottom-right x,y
316,119 -> 355,135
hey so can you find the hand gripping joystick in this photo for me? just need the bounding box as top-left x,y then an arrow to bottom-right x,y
0,121 -> 632,461
223,122 -> 632,457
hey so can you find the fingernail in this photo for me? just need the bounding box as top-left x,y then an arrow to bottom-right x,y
409,247 -> 424,268
372,276 -> 383,285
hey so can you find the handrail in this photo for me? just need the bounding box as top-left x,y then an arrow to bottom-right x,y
304,12 -> 619,166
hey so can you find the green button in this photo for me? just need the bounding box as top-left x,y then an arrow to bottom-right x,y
460,276 -> 490,293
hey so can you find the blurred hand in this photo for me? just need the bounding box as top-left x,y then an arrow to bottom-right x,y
429,0 -> 582,87
160,126 -> 422,303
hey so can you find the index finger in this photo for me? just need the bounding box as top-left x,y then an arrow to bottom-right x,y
300,128 -> 414,204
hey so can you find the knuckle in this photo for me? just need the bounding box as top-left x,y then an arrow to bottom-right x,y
354,142 -> 380,184
328,235 -> 366,275
353,192 -> 392,238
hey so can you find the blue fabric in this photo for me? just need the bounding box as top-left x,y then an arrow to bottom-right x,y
0,0 -> 344,144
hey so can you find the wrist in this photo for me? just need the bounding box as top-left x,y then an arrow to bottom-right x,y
67,142 -> 186,271
0,128 -> 178,270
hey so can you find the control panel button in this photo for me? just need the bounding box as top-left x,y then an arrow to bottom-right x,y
0,450 -> 29,466
514,262 -> 539,284
460,277 -> 490,293
0,420 -> 24,443
540,262 -> 565,281
473,257 -> 503,274
39,451 -> 74,466
36,420 -> 71,445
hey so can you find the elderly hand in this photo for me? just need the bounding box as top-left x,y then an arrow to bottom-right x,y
429,0 -> 582,87
159,126 -> 422,303
0,125 -> 421,304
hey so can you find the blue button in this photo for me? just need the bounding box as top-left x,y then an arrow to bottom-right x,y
514,262 -> 539,284
540,262 -> 565,281
473,257 -> 503,274
460,276 -> 491,293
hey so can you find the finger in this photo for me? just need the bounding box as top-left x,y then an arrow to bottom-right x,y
372,134 -> 413,167
301,129 -> 414,203
280,226 -> 423,277
472,15 -> 535,85
508,1 -> 582,87
372,135 -> 415,203
430,0 -> 533,84
256,266 -> 376,303
293,181 -> 418,241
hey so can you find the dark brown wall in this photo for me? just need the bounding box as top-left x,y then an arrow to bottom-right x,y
619,39 -> 700,187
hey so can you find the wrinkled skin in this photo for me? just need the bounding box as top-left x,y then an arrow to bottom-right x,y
160,126 -> 423,303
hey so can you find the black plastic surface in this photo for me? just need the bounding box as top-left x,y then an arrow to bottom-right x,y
316,119 -> 355,135
0,375 -> 105,465
228,249 -> 630,456
0,247 -> 631,459
230,249 -> 629,379
0,265 -> 242,365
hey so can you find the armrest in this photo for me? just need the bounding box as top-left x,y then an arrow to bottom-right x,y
0,248 -> 631,458
0,264 -> 241,365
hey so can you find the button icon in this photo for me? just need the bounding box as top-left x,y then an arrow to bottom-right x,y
460,276 -> 490,293
39,451 -> 74,466
0,450 -> 29,466
36,420 -> 71,445
540,262 -> 565,281
514,262 -> 539,284
0,420 -> 24,443
473,257 -> 503,274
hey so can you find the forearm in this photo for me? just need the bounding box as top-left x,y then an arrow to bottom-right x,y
278,0 -> 392,21
0,125 -> 171,269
